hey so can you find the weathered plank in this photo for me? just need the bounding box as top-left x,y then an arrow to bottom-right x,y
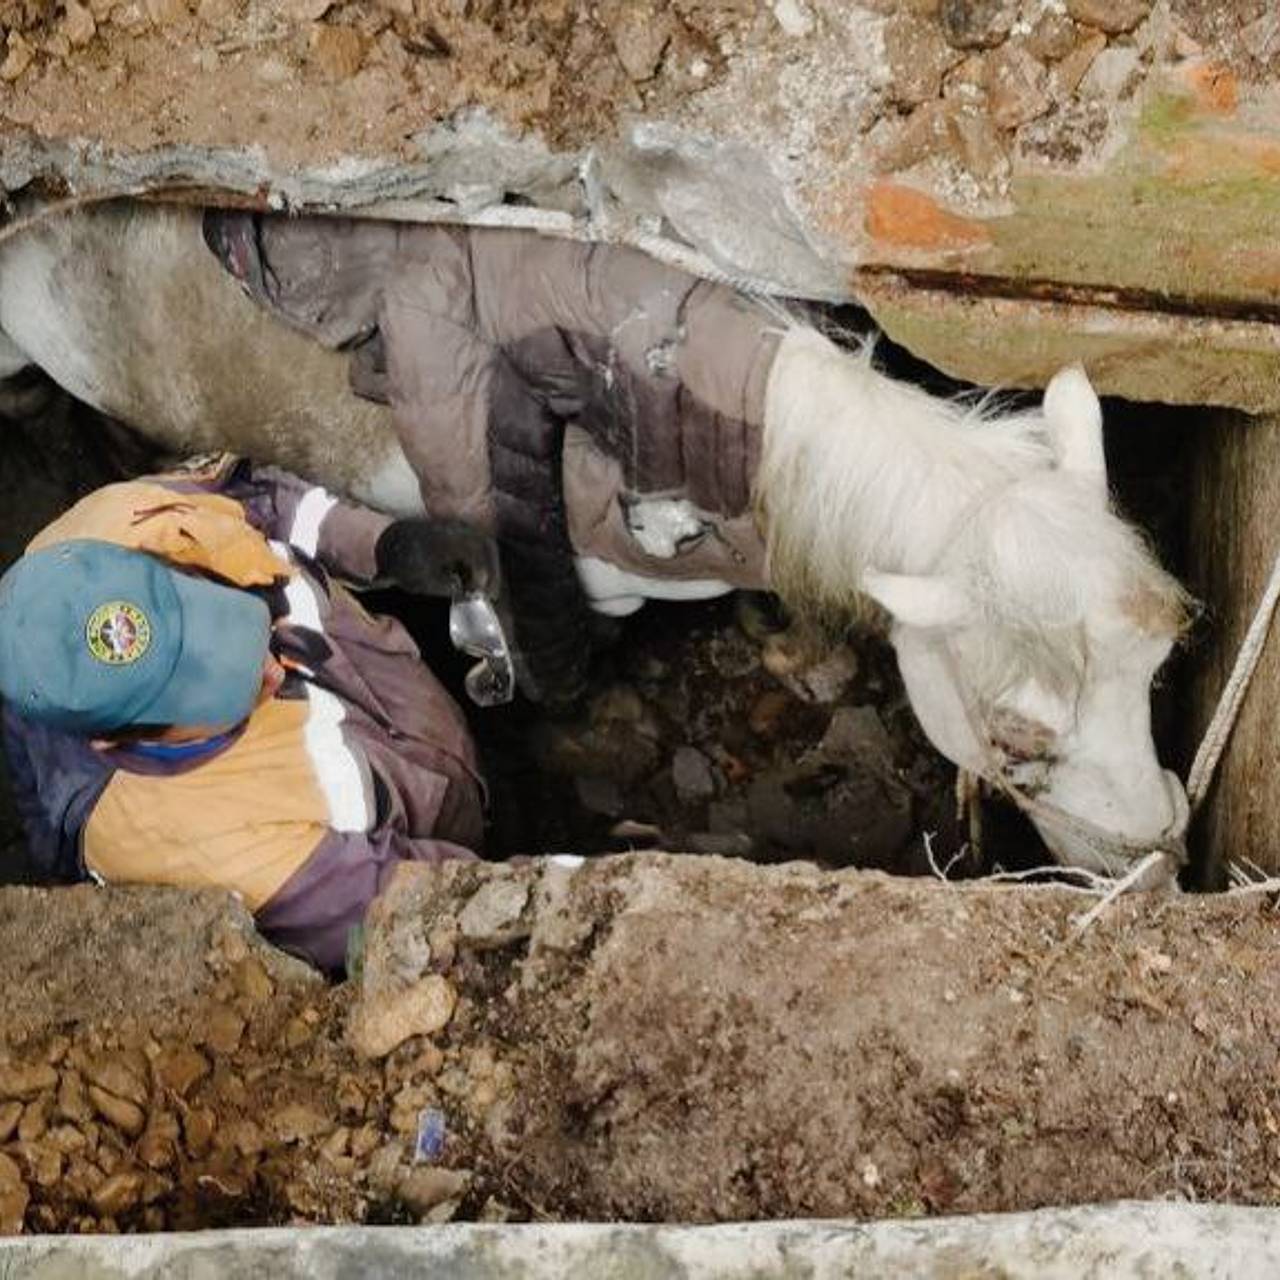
1187,412 -> 1280,881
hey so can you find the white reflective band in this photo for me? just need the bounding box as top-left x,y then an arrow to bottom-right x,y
303,684 -> 370,833
270,540 -> 323,633
290,487 -> 338,558
266,540 -> 369,830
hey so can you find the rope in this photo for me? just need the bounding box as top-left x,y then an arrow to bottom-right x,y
1185,544 -> 1280,813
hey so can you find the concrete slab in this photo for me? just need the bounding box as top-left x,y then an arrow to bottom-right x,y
0,1202 -> 1277,1278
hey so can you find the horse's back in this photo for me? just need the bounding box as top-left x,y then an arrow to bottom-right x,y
0,202 -> 418,511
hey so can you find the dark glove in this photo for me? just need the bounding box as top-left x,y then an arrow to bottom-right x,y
374,518 -> 500,597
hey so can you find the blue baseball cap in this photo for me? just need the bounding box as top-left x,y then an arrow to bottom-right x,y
0,539 -> 271,735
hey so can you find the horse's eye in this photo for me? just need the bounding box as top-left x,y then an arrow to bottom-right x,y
988,708 -> 1057,763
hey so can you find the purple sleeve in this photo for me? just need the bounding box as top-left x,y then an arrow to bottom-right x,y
254,827 -> 477,973
175,457 -> 394,583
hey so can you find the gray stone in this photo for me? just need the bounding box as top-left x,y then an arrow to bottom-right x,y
458,878 -> 531,947
1065,0 -> 1151,35
884,14 -> 964,107
574,775 -> 625,818
672,747 -> 717,802
819,705 -> 895,772
4,1202 -> 1280,1275
939,0 -> 1018,49
1079,46 -> 1142,101
984,42 -> 1051,129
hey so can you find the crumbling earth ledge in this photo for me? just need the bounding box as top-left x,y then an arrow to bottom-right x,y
2,857 -> 1279,1231
2,1202 -> 1280,1279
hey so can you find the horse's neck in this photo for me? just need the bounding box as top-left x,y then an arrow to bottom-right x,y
759,327 -> 1045,601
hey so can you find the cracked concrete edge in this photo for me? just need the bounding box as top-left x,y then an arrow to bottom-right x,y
859,275 -> 1280,414
6,98 -> 1280,410
0,1202 -> 1277,1278
0,114 -> 849,303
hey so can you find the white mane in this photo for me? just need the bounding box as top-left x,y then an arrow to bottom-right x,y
758,324 -> 1053,613
757,324 -> 1190,696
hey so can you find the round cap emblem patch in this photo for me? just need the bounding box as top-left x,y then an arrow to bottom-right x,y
85,601 -> 152,666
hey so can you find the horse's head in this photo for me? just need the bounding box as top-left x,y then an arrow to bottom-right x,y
861,367 -> 1192,876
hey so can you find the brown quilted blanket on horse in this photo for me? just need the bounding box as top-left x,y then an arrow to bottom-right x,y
204,214 -> 781,704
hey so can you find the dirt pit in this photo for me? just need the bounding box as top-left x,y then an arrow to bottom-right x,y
0,345 -> 1195,889
0,344 -> 1208,1235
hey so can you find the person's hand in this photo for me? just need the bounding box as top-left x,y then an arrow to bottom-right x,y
374,518 -> 500,597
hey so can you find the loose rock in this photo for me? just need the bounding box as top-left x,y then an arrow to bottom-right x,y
155,1046 -> 210,1098
182,1106 -> 216,1157
672,746 -> 717,802
145,0 -> 188,24
602,1 -> 674,82
0,1063 -> 58,1101
985,42 -> 1051,128
63,0 -> 97,46
0,1151 -> 28,1234
138,1111 -> 180,1169
203,1005 -> 245,1056
0,1100 -> 22,1143
45,1125 -> 87,1155
92,1169 -> 143,1216
948,107 -> 1009,183
88,1085 -> 145,1138
0,31 -> 34,81
17,1096 -> 50,1144
748,689 -> 791,738
1024,11 -> 1078,60
396,1165 -> 471,1217
1065,0 -> 1150,35
269,1102 -> 333,1145
22,1143 -> 62,1189
939,0 -> 1017,49
86,1053 -> 148,1107
884,13 -> 963,106
1080,45 -> 1141,100
348,975 -> 457,1060
769,0 -> 814,38
820,706 -> 895,772
56,1071 -> 91,1124
309,22 -> 366,79
1051,29 -> 1106,97
878,99 -> 960,171
458,878 -> 531,947
232,955 -> 275,1004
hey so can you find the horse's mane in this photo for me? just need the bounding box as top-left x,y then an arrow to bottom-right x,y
757,322 -> 1191,699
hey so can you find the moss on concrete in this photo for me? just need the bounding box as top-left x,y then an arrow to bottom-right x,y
861,285 -> 1280,412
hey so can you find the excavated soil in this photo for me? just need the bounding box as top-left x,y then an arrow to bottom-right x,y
1,858 -> 1280,1235
0,1 -> 1271,221
0,0 -> 787,164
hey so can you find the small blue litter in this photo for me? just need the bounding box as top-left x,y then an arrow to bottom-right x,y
414,1107 -> 447,1163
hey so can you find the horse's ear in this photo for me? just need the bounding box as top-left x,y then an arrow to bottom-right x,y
861,570 -> 972,629
1043,364 -> 1106,495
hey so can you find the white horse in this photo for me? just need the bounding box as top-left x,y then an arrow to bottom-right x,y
0,202 -> 1191,877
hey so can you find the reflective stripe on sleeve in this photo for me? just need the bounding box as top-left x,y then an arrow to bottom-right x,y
290,487 -> 338,558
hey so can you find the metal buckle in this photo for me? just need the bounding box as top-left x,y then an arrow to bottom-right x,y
448,591 -> 515,707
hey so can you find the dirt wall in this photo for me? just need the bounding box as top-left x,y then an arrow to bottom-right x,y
2,857 -> 1279,1233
